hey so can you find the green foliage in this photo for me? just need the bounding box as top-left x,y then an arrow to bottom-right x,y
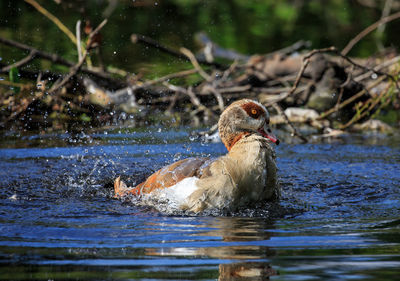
8,67 -> 19,83
1,0 -> 399,78
79,113 -> 91,122
275,2 -> 297,21
8,67 -> 20,94
376,109 -> 399,125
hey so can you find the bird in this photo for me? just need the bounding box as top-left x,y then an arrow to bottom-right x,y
114,99 -> 280,213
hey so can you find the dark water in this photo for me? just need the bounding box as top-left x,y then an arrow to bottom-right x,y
0,129 -> 400,280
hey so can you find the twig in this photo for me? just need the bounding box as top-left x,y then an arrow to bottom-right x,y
202,85 -> 224,111
166,92 -> 181,112
76,20 -> 82,61
377,0 -> 393,35
342,11 -> 400,55
339,81 -> 394,129
48,55 -> 86,94
112,69 -> 199,97
221,60 -> 239,80
265,46 -> 336,106
162,82 -> 217,119
0,79 -> 31,88
332,47 -> 399,91
48,19 -> 108,94
0,36 -> 114,82
217,85 -> 252,94
195,32 -> 249,62
318,75 -> 386,120
180,47 -> 212,82
0,62 -> 61,81
265,40 -> 311,58
131,33 -> 224,68
271,103 -> 308,143
131,33 -> 186,60
269,46 -> 399,110
252,85 -> 304,94
354,55 -> 400,82
0,50 -> 37,72
89,19 -> 108,40
24,0 -> 77,45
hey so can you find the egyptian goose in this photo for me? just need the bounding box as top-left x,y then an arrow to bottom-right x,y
114,99 -> 280,213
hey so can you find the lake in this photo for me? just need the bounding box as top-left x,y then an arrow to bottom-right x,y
0,129 -> 399,280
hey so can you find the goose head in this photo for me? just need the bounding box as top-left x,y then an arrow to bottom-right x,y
218,99 -> 279,151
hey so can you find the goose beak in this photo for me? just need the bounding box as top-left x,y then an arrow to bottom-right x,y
258,123 -> 280,145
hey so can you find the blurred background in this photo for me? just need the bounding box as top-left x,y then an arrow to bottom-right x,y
1,0 -> 399,77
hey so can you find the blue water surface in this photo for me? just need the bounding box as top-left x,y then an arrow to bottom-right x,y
0,129 -> 400,280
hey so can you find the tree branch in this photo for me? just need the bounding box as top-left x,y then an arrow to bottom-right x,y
24,0 -> 77,45
131,33 -> 225,68
0,36 -> 114,83
342,11 -> 400,55
0,50 -> 37,72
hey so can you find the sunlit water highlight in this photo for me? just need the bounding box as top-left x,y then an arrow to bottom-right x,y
0,129 -> 399,280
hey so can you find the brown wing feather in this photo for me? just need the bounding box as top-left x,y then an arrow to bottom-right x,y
127,157 -> 210,195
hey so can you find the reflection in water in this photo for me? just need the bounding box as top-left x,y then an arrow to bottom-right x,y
145,217 -> 278,280
219,262 -> 277,281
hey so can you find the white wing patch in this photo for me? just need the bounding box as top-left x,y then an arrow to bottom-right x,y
145,177 -> 199,210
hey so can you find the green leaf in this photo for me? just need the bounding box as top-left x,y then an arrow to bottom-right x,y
79,113 -> 91,122
9,67 -> 19,83
9,67 -> 20,94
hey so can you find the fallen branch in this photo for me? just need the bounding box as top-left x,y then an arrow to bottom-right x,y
265,46 -> 398,109
265,40 -> 311,58
112,68 -> 199,98
333,48 -> 399,90
264,46 -> 336,106
355,55 -> 400,82
131,33 -> 225,68
163,82 -> 217,120
0,50 -> 37,72
180,47 -> 212,82
0,36 -> 115,83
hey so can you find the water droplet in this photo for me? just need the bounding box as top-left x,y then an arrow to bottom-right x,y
173,153 -> 181,161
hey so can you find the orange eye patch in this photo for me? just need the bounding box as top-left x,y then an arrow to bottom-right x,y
241,102 -> 264,119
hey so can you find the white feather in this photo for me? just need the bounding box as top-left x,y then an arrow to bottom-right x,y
148,177 -> 199,209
